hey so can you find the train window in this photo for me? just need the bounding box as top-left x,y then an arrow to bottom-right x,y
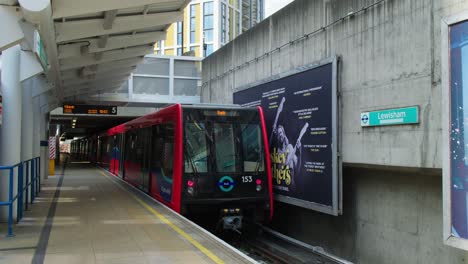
184,122 -> 208,173
213,123 -> 237,172
151,124 -> 175,178
241,124 -> 264,172
162,142 -> 174,176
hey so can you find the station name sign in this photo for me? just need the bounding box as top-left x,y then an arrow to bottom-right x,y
63,104 -> 117,115
361,106 -> 419,127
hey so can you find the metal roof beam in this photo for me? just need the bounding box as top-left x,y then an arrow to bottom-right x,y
62,71 -> 133,86
0,6 -> 24,51
58,32 -> 165,59
55,11 -> 182,42
52,0 -> 187,19
102,10 -> 117,30
0,0 -> 19,4
63,77 -> 128,88
98,35 -> 109,48
63,80 -> 127,94
62,66 -> 136,82
59,46 -> 150,71
60,58 -> 141,80
63,84 -> 123,97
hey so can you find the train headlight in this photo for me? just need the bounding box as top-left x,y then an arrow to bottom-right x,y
256,185 -> 262,192
187,187 -> 194,195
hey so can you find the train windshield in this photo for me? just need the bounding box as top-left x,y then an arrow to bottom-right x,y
184,108 -> 265,174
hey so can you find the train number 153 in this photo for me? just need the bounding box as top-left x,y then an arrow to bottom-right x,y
242,176 -> 253,183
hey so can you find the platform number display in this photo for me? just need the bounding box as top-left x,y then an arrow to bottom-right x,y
63,104 -> 118,115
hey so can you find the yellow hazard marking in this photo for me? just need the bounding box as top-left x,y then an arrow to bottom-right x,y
98,171 -> 225,264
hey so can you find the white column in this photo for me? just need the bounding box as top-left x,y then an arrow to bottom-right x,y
33,94 -> 41,162
0,45 -> 22,221
33,94 -> 41,202
40,112 -> 49,181
21,79 -> 34,204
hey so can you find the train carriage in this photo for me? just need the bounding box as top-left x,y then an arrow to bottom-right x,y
75,104 -> 273,229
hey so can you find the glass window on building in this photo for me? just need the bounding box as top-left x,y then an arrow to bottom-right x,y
257,0 -> 264,21
221,3 -> 226,43
204,30 -> 213,43
204,44 -> 214,57
228,7 -> 233,41
177,22 -> 183,46
203,1 -> 214,42
155,41 -> 163,55
204,1 -> 213,15
236,11 -> 241,36
190,4 -> 197,44
177,48 -> 182,56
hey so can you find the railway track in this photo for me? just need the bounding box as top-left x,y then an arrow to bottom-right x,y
225,225 -> 352,264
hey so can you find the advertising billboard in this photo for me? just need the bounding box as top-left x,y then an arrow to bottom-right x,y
233,57 -> 340,215
443,12 -> 468,250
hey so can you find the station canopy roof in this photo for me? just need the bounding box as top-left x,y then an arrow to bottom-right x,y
0,0 -> 188,104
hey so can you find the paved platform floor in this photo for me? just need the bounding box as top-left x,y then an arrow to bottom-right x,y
0,161 -> 256,264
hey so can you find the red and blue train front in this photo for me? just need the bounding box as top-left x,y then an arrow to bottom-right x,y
180,107 -> 272,229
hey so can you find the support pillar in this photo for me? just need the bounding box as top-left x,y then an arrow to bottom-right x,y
33,94 -> 41,170
0,45 -> 22,221
40,112 -> 49,181
21,79 -> 34,205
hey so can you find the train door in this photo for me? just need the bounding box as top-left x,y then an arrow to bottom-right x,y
97,137 -> 103,165
149,123 -> 175,203
124,131 -> 137,184
139,128 -> 152,193
110,135 -> 120,175
118,134 -> 125,178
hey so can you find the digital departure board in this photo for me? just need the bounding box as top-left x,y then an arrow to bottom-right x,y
63,104 -> 117,115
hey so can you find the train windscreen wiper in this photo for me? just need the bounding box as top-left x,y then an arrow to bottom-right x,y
185,140 -> 199,175
254,150 -> 263,175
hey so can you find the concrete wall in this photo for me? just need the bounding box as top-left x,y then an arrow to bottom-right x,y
272,167 -> 466,263
201,0 -> 468,262
202,0 -> 468,169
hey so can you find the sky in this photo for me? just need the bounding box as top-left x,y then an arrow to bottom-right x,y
265,0 -> 295,17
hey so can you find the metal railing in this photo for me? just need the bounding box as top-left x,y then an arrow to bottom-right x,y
0,157 -> 41,237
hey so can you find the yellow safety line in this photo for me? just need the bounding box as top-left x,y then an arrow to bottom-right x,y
98,171 -> 225,264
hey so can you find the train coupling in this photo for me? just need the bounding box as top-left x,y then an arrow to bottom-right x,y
221,208 -> 243,230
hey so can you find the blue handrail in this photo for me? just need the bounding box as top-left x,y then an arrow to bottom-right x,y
0,157 -> 41,237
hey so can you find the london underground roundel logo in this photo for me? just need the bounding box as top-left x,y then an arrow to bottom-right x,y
218,176 -> 234,192
361,114 -> 369,124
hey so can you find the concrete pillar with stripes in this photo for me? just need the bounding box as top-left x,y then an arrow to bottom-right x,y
48,136 -> 56,176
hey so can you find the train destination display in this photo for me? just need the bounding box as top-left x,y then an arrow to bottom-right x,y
234,58 -> 340,215
63,104 -> 117,115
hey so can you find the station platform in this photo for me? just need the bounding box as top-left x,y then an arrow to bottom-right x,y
0,161 -> 256,264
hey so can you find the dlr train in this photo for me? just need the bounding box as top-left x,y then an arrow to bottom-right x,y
71,104 -> 273,230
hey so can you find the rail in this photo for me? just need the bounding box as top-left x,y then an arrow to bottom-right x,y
0,157 -> 41,237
